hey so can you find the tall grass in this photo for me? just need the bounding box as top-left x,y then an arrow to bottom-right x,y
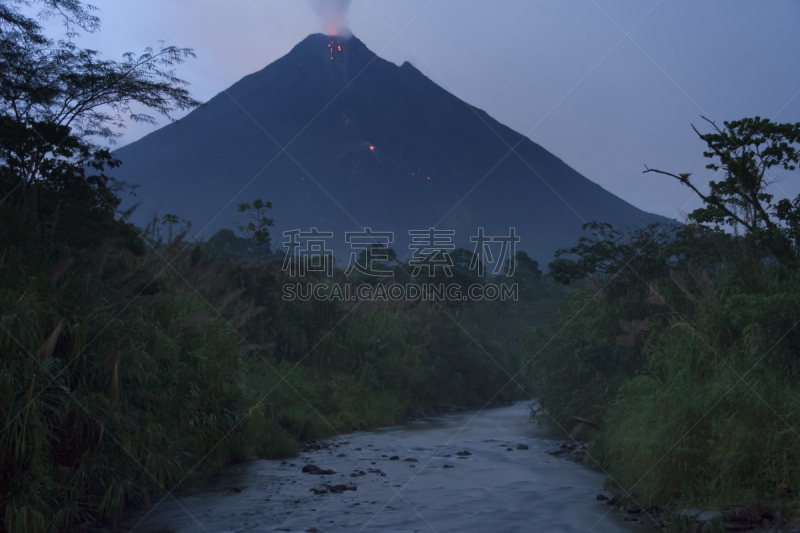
522,261 -> 800,520
599,284 -> 800,515
0,240 -> 279,531
0,225 -> 547,531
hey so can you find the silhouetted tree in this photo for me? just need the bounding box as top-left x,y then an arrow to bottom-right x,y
0,0 -> 199,248
645,116 -> 800,266
235,198 -> 274,265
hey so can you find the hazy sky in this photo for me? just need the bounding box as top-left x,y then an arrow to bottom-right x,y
36,0 -> 800,221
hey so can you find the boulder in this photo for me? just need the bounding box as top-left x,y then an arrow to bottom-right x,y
302,464 -> 335,475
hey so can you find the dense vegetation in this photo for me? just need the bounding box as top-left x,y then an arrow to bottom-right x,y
524,116 -> 800,525
0,3 -> 560,531
0,218 -> 554,531
9,1 -> 798,531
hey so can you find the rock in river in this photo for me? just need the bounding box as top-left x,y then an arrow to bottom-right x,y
302,464 -> 336,475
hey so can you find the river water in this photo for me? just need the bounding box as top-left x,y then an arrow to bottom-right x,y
125,402 -> 654,532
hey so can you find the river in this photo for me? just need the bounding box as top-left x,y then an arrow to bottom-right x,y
124,402 -> 655,532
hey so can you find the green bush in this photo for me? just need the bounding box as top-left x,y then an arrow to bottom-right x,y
519,287 -> 649,427
601,282 -> 800,512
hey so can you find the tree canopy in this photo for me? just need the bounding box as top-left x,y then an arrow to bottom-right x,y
645,116 -> 800,266
0,0 -> 200,249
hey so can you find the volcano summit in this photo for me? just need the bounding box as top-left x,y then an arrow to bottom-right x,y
112,33 -> 668,263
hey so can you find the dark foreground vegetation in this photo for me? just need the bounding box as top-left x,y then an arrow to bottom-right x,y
4,2 -> 798,532
524,116 -> 800,529
0,2 -> 559,530
1,220 -> 554,532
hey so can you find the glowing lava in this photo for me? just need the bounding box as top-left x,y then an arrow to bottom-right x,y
327,37 -> 343,60
369,145 -> 375,151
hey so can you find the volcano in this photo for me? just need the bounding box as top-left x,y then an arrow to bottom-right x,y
112,33 -> 668,265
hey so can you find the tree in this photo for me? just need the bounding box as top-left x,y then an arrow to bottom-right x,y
235,198 -> 274,265
350,242 -> 397,277
644,116 -> 800,266
0,1 -> 198,145
0,115 -> 128,247
0,0 -> 200,248
151,213 -> 192,243
505,250 -> 542,281
549,222 -> 674,294
450,247 -> 483,275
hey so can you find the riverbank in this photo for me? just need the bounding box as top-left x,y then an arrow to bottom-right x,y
124,402 -> 650,533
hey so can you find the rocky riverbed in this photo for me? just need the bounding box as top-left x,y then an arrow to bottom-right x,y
123,402 -> 655,532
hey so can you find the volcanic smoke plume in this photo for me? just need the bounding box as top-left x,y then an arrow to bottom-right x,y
308,0 -> 352,36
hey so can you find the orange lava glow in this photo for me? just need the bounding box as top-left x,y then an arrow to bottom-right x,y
328,37 -> 342,60
369,145 -> 375,151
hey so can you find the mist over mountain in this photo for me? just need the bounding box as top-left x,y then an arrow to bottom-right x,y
112,33 -> 669,265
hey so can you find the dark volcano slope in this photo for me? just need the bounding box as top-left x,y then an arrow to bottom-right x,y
112,33 -> 668,264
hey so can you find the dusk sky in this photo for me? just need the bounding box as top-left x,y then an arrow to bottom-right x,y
38,0 -> 800,222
